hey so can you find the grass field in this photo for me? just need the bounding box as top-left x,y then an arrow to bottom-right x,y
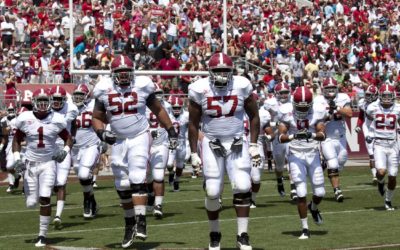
0,166 -> 399,250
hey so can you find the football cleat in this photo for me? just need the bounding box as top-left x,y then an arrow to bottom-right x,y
308,202 -> 323,225
334,189 -> 344,202
290,190 -> 298,201
14,174 -> 21,189
35,235 -> 46,247
153,205 -> 163,219
378,182 -> 385,197
191,170 -> 198,179
277,183 -> 286,197
6,185 -> 13,193
83,199 -> 92,218
53,216 -> 62,229
173,181 -> 180,192
250,200 -> 257,209
135,215 -> 147,240
372,177 -> 378,186
298,228 -> 310,240
236,232 -> 252,250
91,197 -> 99,217
385,201 -> 395,211
209,231 -> 221,250
121,225 -> 135,248
92,181 -> 98,188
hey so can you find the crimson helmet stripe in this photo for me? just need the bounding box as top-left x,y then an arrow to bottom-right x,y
301,86 -> 305,102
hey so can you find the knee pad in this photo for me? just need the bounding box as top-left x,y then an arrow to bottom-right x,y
313,184 -> 325,198
251,168 -> 261,184
205,197 -> 221,211
152,168 -> 165,183
296,182 -> 307,198
233,192 -> 251,207
167,165 -> 174,172
205,183 -> 221,199
327,158 -> 339,170
78,167 -> 92,181
327,168 -> 339,178
26,199 -> 37,209
117,190 -> 133,203
39,197 -> 51,206
131,183 -> 147,195
79,178 -> 93,186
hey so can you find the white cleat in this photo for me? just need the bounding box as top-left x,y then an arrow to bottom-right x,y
53,216 -> 62,229
298,229 -> 310,240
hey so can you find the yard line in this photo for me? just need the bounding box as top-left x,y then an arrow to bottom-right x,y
0,186 -> 377,214
0,208 -> 375,239
331,243 -> 400,250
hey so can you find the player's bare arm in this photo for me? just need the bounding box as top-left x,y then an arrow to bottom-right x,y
0,126 -> 8,149
12,129 -> 25,153
337,104 -> 352,118
188,100 -> 201,154
264,122 -> 275,141
147,93 -> 173,130
92,99 -> 108,131
277,122 -> 291,143
244,95 -> 260,144
58,128 -> 73,149
313,121 -> 326,141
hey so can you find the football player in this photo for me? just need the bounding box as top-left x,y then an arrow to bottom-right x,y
71,84 -> 100,218
12,88 -> 73,247
145,86 -> 174,219
314,78 -> 352,202
167,96 -> 189,192
1,103 -> 21,193
354,85 -> 378,184
92,55 -> 177,248
366,84 -> 400,210
50,85 -> 79,228
188,52 -> 260,250
278,86 -> 327,239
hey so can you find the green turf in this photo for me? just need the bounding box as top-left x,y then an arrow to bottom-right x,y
0,166 -> 399,250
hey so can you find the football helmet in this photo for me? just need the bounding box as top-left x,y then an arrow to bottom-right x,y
365,85 -> 378,103
170,96 -> 184,117
49,85 -> 67,110
208,52 -> 234,89
322,77 -> 338,100
6,103 -> 16,119
274,82 -> 290,103
72,84 -> 90,107
292,86 -> 313,119
379,84 -> 396,107
32,88 -> 52,114
111,55 -> 134,87
155,84 -> 164,101
17,106 -> 28,115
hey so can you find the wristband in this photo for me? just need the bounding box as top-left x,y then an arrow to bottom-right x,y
249,142 -> 258,147
63,145 -> 71,153
265,135 -> 272,141
311,133 -> 317,139
13,151 -> 21,161
96,129 -> 105,141
288,134 -> 294,140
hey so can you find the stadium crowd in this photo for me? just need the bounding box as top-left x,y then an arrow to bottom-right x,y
0,0 -> 400,102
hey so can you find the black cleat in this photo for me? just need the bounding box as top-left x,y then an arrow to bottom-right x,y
290,190 -> 298,201
168,171 -> 175,185
385,200 -> 395,211
308,202 -> 323,225
277,183 -> 286,197
378,182 -> 385,197
121,225 -> 135,248
250,200 -> 257,209
334,189 -> 344,202
153,204 -> 163,219
135,215 -> 147,240
236,232 -> 252,250
173,181 -> 180,192
209,231 -> 221,250
35,235 -> 46,247
14,174 -> 21,189
298,228 -> 310,239
83,199 -> 92,218
91,196 -> 98,217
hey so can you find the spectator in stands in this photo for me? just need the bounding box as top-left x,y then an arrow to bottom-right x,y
14,12 -> 28,47
1,14 -> 15,48
158,49 -> 180,80
291,52 -> 305,88
169,79 -> 184,97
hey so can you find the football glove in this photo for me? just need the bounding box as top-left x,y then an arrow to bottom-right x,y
366,136 -> 373,144
98,141 -> 108,154
355,126 -> 362,133
52,149 -> 68,163
13,159 -> 26,174
249,143 -> 262,168
328,100 -> 337,115
167,127 -> 179,150
191,152 -> 202,170
294,129 -> 312,140
97,129 -> 117,145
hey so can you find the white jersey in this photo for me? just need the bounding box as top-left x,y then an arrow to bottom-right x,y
15,111 -> 67,162
279,106 -> 328,151
188,76 -> 253,140
366,100 -> 400,140
357,98 -> 373,128
263,96 -> 280,121
1,116 -> 17,143
244,107 -> 271,143
93,76 -> 155,139
162,100 -> 173,116
171,111 -> 189,142
54,101 -> 79,146
146,107 -> 168,146
314,93 -> 351,139
74,100 -> 100,148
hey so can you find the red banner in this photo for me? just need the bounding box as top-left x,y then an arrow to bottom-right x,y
151,6 -> 165,17
345,112 -> 368,160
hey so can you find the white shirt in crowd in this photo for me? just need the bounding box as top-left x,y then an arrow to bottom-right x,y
0,21 -> 14,35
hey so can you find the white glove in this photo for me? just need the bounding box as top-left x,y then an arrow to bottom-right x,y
249,143 -> 262,168
355,126 -> 362,133
191,152 -> 202,170
0,143 -> 3,151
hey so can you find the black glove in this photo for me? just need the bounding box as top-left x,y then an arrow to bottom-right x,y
96,129 -> 117,145
328,100 -> 337,115
209,139 -> 227,157
366,136 -> 373,144
167,127 -> 178,150
13,159 -> 26,174
151,130 -> 159,139
294,129 -> 312,140
98,141 -> 108,154
52,149 -> 68,163
230,137 -> 243,154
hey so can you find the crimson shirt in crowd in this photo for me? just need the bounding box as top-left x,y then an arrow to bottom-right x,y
158,57 -> 180,79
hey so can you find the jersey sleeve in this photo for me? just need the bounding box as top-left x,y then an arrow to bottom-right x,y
66,103 -> 79,123
0,117 -> 7,128
339,93 -> 351,107
138,76 -> 156,96
53,113 -> 68,131
188,80 -> 203,105
365,102 -> 376,118
260,109 -> 271,129
241,77 -> 254,99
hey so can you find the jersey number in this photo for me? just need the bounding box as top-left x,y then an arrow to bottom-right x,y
375,114 -> 396,130
149,113 -> 160,128
76,112 -> 93,128
37,126 -> 45,148
206,95 -> 238,118
296,120 -> 309,130
108,92 -> 138,116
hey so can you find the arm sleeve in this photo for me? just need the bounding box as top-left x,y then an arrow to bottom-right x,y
188,84 -> 202,105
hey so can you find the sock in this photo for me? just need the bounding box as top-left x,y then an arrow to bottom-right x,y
301,218 -> 308,229
155,196 -> 163,206
56,200 -> 65,217
82,185 -> 93,194
277,177 -> 283,184
124,208 -> 134,218
371,168 -> 377,178
311,201 -> 318,211
134,205 -> 146,216
175,176 -> 180,182
385,189 -> 394,202
8,173 -> 15,186
237,217 -> 249,235
251,192 -> 257,202
39,215 -> 51,237
378,178 -> 385,184
290,183 -> 296,191
92,175 -> 97,182
209,219 -> 220,232
124,216 -> 135,226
